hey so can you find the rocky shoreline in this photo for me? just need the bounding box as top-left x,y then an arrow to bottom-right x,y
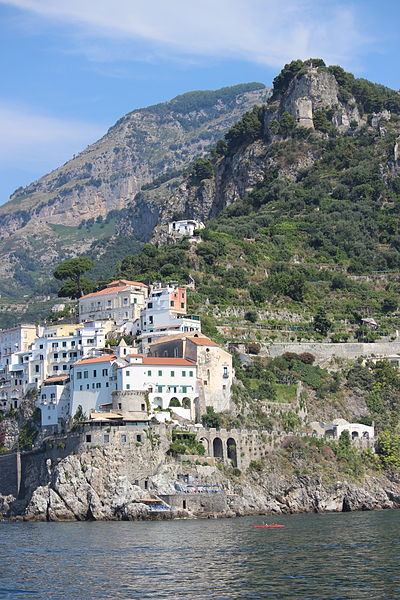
1,449 -> 400,522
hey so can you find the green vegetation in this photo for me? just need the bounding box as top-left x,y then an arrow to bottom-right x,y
168,431 -> 205,456
54,257 -> 94,298
18,421 -> 38,451
201,406 -> 222,429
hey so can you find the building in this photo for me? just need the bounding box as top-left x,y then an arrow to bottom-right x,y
310,419 -> 374,445
168,219 -> 204,237
116,355 -> 198,421
78,279 -> 148,323
36,374 -> 70,427
132,283 -> 201,350
149,333 -> 233,418
70,355 -> 118,417
0,324 -> 37,370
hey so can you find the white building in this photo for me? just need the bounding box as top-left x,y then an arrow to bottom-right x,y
311,418 -> 374,443
0,324 -> 37,370
168,219 -> 204,237
78,279 -> 148,323
116,355 -> 198,421
36,374 -> 70,427
131,283 -> 201,350
70,354 -> 118,417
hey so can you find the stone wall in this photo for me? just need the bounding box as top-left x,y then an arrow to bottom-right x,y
159,492 -> 229,516
0,452 -> 20,497
263,341 -> 400,364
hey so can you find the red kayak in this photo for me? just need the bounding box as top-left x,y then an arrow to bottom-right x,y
254,524 -> 284,528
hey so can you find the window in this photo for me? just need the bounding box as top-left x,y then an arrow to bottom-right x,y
147,302 -> 153,309
157,385 -> 162,393
71,341 -> 76,347
182,371 -> 186,377
39,344 -> 43,349
147,370 -> 152,376
79,385 -> 83,391
136,434 -> 142,443
182,292 -> 185,298
181,303 -> 185,309
62,353 -> 67,358
141,404 -> 145,411
92,383 -> 95,389
182,386 -> 187,393
63,365 -> 68,371
203,380 -> 207,385
189,371 -> 193,377
147,338 -> 152,343
77,372 -> 82,379
126,384 -> 130,390
86,435 -> 91,442
93,369 -> 97,377
35,365 -> 39,373
62,342 -> 67,348
121,434 -> 127,443
158,370 -> 162,376
171,371 -> 175,377
170,301 -> 175,307
84,371 -> 88,379
223,366 -> 229,378
118,403 -> 122,409
86,384 -> 89,390
53,366 -> 58,372
103,434 -> 109,443
54,353 -> 58,359
107,300 -> 112,306
102,368 -> 108,376
52,342 -> 58,348
144,480 -> 148,490
125,370 -> 130,376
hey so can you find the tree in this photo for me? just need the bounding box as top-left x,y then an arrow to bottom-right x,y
201,406 -> 221,429
313,309 -> 331,336
54,257 -> 94,298
73,405 -> 87,425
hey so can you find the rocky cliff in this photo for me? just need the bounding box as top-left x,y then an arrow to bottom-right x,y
153,62 -> 376,235
0,83 -> 270,299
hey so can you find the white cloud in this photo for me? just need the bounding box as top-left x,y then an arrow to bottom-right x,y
0,103 -> 103,173
1,0 -> 368,68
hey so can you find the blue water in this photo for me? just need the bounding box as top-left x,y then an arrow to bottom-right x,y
1,510 -> 400,599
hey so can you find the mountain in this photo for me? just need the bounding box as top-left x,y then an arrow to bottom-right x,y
118,59 -> 400,347
0,83 -> 270,300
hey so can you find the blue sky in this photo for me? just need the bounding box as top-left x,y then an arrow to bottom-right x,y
0,0 -> 399,204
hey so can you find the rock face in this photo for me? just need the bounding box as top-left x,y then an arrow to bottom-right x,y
156,65 -> 359,235
0,83 -> 270,298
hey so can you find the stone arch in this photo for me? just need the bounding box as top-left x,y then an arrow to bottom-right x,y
153,396 -> 163,409
182,397 -> 191,409
227,437 -> 238,467
362,431 -> 370,439
213,437 -> 223,459
199,437 -> 210,454
169,397 -> 181,408
351,431 -> 359,439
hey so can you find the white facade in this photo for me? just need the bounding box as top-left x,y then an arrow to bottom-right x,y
168,220 -> 205,237
0,324 -> 37,370
36,376 -> 70,427
78,279 -> 148,323
70,355 -> 117,417
117,356 -> 198,420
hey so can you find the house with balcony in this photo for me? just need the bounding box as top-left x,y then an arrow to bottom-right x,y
116,355 -> 198,421
36,374 -> 71,428
168,219 -> 204,237
78,279 -> 148,323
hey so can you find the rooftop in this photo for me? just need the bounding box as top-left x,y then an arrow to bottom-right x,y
74,354 -> 116,366
80,279 -> 147,300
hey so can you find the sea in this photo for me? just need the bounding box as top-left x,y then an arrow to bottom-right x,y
1,510 -> 399,599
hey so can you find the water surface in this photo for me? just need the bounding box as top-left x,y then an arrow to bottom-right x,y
1,510 -> 399,599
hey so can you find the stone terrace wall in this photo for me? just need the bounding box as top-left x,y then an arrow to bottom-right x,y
0,452 -> 20,497
264,341 -> 400,364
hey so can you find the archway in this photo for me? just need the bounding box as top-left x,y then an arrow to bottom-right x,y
227,438 -> 238,467
351,431 -> 359,440
213,437 -> 223,459
182,397 -> 191,409
152,396 -> 163,409
169,397 -> 181,408
199,437 -> 210,455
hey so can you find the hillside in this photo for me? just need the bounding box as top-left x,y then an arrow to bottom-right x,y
0,83 -> 270,303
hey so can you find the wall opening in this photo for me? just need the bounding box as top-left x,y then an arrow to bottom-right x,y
213,437 -> 223,459
227,438 -> 237,467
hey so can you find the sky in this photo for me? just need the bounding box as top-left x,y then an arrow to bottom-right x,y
0,0 -> 399,204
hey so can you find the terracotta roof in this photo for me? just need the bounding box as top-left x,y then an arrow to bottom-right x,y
120,357 -> 195,368
149,333 -> 206,346
74,354 -> 116,366
42,375 -> 69,384
107,279 -> 148,288
186,336 -> 219,347
79,286 -> 134,300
